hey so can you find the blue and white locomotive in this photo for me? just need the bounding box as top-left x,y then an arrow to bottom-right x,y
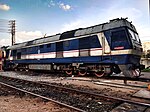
4,18 -> 143,77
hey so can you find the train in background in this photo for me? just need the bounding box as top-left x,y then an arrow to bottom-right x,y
3,18 -> 144,77
0,48 -> 6,71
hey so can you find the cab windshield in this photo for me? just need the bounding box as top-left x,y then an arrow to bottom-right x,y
128,29 -> 141,44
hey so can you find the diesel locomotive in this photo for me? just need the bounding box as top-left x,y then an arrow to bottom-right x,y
3,18 -> 143,77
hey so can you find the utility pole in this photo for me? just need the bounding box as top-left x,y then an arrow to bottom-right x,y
9,20 -> 16,45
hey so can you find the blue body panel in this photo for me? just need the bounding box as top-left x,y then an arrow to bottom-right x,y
63,39 -> 79,51
7,54 -> 140,66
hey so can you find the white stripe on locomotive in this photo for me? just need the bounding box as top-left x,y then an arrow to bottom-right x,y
9,49 -> 141,60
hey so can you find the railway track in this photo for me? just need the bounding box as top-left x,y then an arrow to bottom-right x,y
9,71 -> 150,82
65,77 -> 148,90
18,71 -> 150,85
0,75 -> 149,112
0,82 -> 85,112
0,76 -> 85,112
108,76 -> 150,82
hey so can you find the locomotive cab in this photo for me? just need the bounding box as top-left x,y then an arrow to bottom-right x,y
112,27 -> 143,77
111,28 -> 133,50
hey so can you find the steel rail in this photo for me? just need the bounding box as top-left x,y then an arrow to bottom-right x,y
93,82 -> 141,90
0,81 -> 86,112
1,75 -> 150,107
58,73 -> 150,82
64,77 -> 148,90
40,82 -> 150,107
107,76 -> 150,82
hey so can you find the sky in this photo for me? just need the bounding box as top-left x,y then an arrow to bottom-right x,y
0,0 -> 149,46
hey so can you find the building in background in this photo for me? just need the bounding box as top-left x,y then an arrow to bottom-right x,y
141,41 -> 150,68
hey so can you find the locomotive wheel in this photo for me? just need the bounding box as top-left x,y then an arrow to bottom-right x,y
78,70 -> 87,76
65,70 -> 72,75
94,67 -> 105,77
94,71 -> 105,77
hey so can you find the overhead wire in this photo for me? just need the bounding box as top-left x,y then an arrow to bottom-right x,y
0,19 -> 15,33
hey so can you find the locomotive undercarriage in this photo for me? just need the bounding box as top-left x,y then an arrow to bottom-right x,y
6,62 -> 143,78
64,64 -> 114,77
62,63 -> 142,77
8,63 -> 122,77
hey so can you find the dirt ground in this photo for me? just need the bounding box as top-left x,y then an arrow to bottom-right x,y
0,95 -> 72,112
0,84 -> 72,112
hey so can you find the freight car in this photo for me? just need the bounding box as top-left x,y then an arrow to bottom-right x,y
4,18 -> 144,77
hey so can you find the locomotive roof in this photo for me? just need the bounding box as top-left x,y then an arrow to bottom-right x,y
8,18 -> 136,50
